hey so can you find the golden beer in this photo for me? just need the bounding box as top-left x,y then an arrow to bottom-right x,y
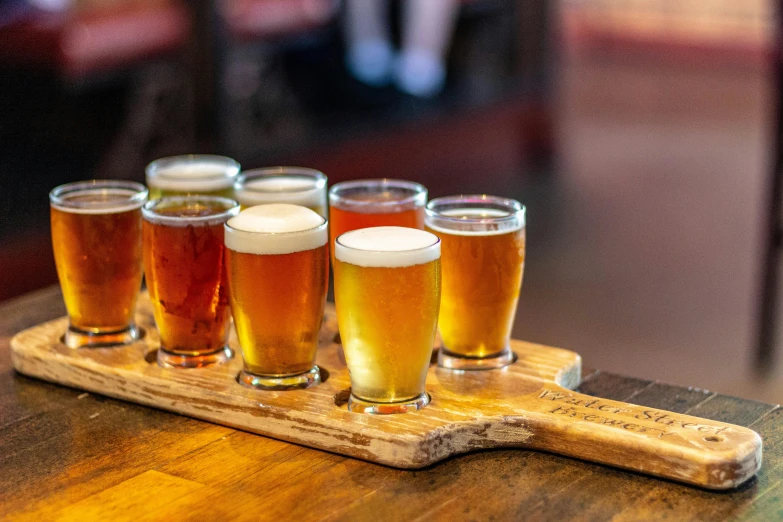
425,196 -> 526,370
225,204 -> 329,389
142,196 -> 240,368
146,155 -> 240,199
334,226 -> 440,413
234,167 -> 328,217
50,181 -> 147,348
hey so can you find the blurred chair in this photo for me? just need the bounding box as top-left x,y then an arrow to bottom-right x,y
0,1 -> 189,80
0,0 -> 193,185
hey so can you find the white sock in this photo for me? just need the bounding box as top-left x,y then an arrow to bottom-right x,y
346,39 -> 394,87
394,49 -> 446,98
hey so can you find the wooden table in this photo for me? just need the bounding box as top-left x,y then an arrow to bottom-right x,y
1,287 -> 781,521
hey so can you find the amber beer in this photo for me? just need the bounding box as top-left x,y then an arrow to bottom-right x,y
50,181 -> 148,348
425,195 -> 526,370
225,204 -> 329,389
328,179 -> 426,255
142,196 -> 239,368
145,155 -> 240,199
234,167 -> 328,217
334,226 -> 441,413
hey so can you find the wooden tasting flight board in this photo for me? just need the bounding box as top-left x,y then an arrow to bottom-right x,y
11,293 -> 761,491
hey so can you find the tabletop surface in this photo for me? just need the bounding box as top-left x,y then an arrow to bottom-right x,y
1,286 -> 781,521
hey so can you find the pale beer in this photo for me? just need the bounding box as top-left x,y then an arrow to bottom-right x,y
334,226 -> 440,413
225,204 -> 329,389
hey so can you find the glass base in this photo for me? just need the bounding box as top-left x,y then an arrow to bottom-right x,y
157,345 -> 233,368
238,366 -> 321,390
64,324 -> 142,349
348,392 -> 430,414
438,347 -> 515,371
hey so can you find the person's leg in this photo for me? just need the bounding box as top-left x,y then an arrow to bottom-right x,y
396,0 -> 459,97
343,0 -> 393,86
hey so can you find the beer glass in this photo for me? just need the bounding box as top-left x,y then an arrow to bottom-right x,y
145,155 -> 240,199
425,195 -> 526,370
50,180 -> 148,348
142,196 -> 240,368
328,179 -> 426,253
225,204 -> 329,389
334,226 -> 441,413
234,167 -> 327,217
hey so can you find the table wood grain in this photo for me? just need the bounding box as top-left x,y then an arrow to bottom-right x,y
1,286 -> 781,521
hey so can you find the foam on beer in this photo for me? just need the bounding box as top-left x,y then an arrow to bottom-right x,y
237,176 -> 325,208
426,208 -> 524,236
225,204 -> 327,255
335,226 -> 440,268
149,159 -> 239,192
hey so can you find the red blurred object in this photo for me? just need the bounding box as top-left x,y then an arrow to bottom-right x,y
0,2 -> 189,77
560,2 -> 773,67
224,0 -> 338,41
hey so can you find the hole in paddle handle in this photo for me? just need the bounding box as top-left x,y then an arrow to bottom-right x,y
704,436 -> 724,443
145,349 -> 158,364
334,388 -> 351,407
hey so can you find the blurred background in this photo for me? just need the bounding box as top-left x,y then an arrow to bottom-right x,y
0,0 -> 780,402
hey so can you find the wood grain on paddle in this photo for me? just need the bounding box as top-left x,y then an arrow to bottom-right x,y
11,292 -> 761,489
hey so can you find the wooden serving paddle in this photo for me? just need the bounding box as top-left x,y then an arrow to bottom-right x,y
10,293 -> 761,490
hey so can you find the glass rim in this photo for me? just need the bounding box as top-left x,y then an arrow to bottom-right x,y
49,180 -> 148,213
328,179 -> 427,210
142,195 -> 240,226
425,194 -> 525,227
236,166 -> 326,189
235,167 -> 327,203
145,154 -> 241,190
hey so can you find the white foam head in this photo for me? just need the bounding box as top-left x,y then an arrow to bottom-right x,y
225,204 -> 327,255
147,156 -> 240,192
425,207 -> 525,236
236,175 -> 326,210
335,226 -> 440,268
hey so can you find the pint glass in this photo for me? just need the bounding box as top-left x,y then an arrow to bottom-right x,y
334,226 -> 441,413
142,196 -> 239,368
234,167 -> 327,217
145,155 -> 240,199
50,180 -> 147,348
425,195 -> 526,370
328,179 -> 426,254
225,204 -> 329,389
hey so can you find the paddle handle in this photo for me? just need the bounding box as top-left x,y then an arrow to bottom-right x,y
517,385 -> 762,489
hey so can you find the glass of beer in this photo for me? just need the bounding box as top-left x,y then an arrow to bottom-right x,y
234,167 -> 327,217
225,204 -> 329,390
142,196 -> 240,368
145,155 -> 240,199
334,226 -> 441,414
50,180 -> 148,349
425,195 -> 526,370
328,179 -> 426,253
